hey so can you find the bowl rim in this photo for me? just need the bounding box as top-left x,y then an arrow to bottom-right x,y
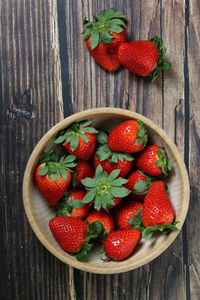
23,108 -> 190,274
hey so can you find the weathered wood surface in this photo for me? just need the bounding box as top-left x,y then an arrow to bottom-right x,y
0,0 -> 199,299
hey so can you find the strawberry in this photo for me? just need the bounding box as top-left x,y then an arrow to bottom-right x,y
55,120 -> 98,161
104,229 -> 141,261
49,216 -> 104,260
108,120 -> 148,153
93,131 -> 133,177
83,8 -> 127,71
81,165 -> 130,210
134,145 -> 171,176
114,200 -> 143,230
138,181 -> 179,239
35,150 -> 76,206
125,170 -> 153,201
118,36 -> 171,81
86,209 -> 115,234
72,160 -> 94,188
56,190 -> 90,219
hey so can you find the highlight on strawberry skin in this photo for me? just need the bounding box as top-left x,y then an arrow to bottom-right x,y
82,8 -> 127,71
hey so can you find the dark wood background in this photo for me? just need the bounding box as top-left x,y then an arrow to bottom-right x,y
0,0 -> 199,299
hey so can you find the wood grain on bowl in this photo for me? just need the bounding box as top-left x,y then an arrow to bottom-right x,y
23,108 -> 190,274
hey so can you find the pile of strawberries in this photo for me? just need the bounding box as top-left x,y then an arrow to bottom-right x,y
83,8 -> 171,81
35,119 -> 179,262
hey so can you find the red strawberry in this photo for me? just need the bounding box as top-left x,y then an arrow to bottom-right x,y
93,131 -> 133,177
114,200 -> 143,230
72,160 -> 94,188
49,216 -> 104,260
142,181 -> 175,227
81,165 -> 130,211
86,209 -> 115,234
55,120 -> 98,161
56,190 -> 90,219
126,170 -> 153,201
108,120 -> 148,153
49,216 -> 88,253
35,150 -> 76,206
134,145 -> 171,176
104,229 -> 141,261
118,36 -> 171,81
83,9 -> 127,71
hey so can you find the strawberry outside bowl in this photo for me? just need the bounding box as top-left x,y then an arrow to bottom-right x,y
23,108 -> 190,274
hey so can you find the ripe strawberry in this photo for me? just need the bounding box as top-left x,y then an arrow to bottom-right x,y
134,145 -> 171,176
108,120 -> 148,153
83,8 -> 127,71
55,120 -> 98,161
104,229 -> 141,261
49,216 -> 104,260
118,36 -> 171,81
86,209 -> 115,234
35,150 -> 76,206
114,200 -> 143,230
81,165 -> 130,210
56,190 -> 90,219
126,170 -> 153,200
93,131 -> 133,177
72,160 -> 94,188
142,181 -> 175,227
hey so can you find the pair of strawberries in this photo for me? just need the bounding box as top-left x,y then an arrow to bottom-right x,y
35,118 -> 178,261
83,8 -> 171,81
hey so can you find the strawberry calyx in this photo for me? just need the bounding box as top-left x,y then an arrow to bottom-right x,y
81,165 -> 130,210
128,209 -> 145,231
135,120 -> 148,146
128,209 -> 179,238
54,120 -> 98,152
38,149 -> 76,181
83,8 -> 126,49
96,131 -> 133,164
56,191 -> 85,216
156,147 -> 171,176
149,36 -> 171,82
142,221 -> 179,239
76,221 -> 104,261
133,171 -> 153,195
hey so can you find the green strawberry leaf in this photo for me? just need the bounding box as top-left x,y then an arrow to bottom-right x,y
135,120 -> 148,146
91,32 -> 100,49
38,166 -> 48,175
70,135 -> 79,152
134,180 -> 151,195
149,36 -> 171,82
82,8 -> 126,48
96,131 -> 108,144
82,190 -> 96,203
142,221 -> 180,239
156,146 -> 171,175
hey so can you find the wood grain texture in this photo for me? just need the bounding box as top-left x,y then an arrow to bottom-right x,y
0,0 -> 199,299
187,1 -> 200,299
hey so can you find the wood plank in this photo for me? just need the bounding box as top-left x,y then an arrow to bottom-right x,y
187,1 -> 200,299
0,0 -> 73,299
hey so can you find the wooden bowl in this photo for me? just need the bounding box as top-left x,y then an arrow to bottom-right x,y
23,108 -> 190,274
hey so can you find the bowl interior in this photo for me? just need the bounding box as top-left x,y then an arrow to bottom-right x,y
24,109 -> 189,274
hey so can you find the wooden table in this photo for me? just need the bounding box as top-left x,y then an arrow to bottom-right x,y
1,1 -> 199,299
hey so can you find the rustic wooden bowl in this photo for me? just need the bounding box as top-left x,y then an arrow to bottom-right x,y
23,108 -> 190,274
